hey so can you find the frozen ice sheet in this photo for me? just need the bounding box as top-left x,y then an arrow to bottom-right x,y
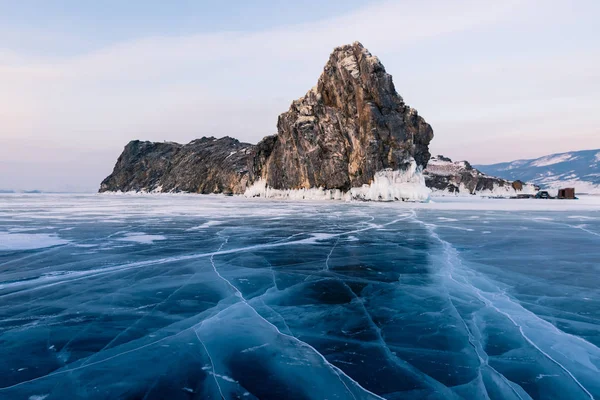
0,194 -> 599,399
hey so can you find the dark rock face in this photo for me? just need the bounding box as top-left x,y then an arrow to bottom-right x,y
100,137 -> 256,194
100,42 -> 433,195
424,155 -> 533,195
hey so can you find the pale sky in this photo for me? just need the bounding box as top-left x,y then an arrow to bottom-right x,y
1,0 -> 599,192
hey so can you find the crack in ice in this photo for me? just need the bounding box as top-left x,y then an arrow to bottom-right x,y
422,222 -> 525,400
204,235 -> 384,400
194,330 -> 225,400
419,214 -> 596,400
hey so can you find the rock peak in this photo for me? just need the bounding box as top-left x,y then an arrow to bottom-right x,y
258,42 -> 433,191
323,42 -> 386,84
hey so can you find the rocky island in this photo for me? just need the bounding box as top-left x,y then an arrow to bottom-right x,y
100,42 -> 434,201
100,42 -> 528,200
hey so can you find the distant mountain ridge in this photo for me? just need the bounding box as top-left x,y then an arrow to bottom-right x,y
475,149 -> 600,194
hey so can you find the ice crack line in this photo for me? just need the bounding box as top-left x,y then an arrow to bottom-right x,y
527,217 -> 600,238
418,215 -> 595,400
340,281 -> 453,397
0,297 -> 244,392
194,330 -> 225,400
324,237 -> 339,271
80,246 -> 219,367
0,212 -> 417,299
483,293 -> 594,400
435,249 -> 524,400
0,323 -> 193,391
419,218 -> 524,399
205,238 -> 384,400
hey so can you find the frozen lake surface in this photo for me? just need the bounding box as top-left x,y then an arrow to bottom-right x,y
0,194 -> 599,399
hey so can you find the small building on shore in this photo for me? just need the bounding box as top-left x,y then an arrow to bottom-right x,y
557,188 -> 576,199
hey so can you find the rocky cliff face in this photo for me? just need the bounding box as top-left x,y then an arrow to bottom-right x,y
259,42 -> 432,191
99,137 -> 256,194
100,42 -> 434,199
424,155 -> 535,196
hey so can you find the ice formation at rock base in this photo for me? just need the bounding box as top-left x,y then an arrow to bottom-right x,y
244,161 -> 431,202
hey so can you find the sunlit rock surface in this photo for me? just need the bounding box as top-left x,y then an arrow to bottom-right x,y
260,42 -> 433,192
1,194 -> 599,399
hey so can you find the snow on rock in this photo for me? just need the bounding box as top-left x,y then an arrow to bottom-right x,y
425,155 -> 536,197
338,54 -> 360,79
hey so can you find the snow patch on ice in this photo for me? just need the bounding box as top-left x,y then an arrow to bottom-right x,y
437,217 -> 458,222
117,233 -> 166,244
186,221 -> 223,231
245,161 -> 430,202
567,215 -> 595,220
309,233 -> 337,242
210,372 -> 238,383
0,232 -> 69,251
241,343 -> 269,353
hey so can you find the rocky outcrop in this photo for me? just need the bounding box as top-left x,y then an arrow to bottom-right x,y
259,42 -> 432,192
100,42 -> 434,199
424,155 -> 536,196
99,137 -> 256,194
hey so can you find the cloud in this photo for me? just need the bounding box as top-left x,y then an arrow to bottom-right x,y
1,1 -> 523,145
1,0 -> 599,191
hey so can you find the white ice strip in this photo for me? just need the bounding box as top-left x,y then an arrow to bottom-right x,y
421,220 -> 599,399
116,233 -> 166,244
0,232 -> 69,251
240,343 -> 269,353
186,221 -> 223,230
4,193 -> 600,226
244,161 -> 431,202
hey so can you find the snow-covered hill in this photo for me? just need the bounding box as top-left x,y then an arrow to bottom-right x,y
475,149 -> 600,194
424,155 -> 536,197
